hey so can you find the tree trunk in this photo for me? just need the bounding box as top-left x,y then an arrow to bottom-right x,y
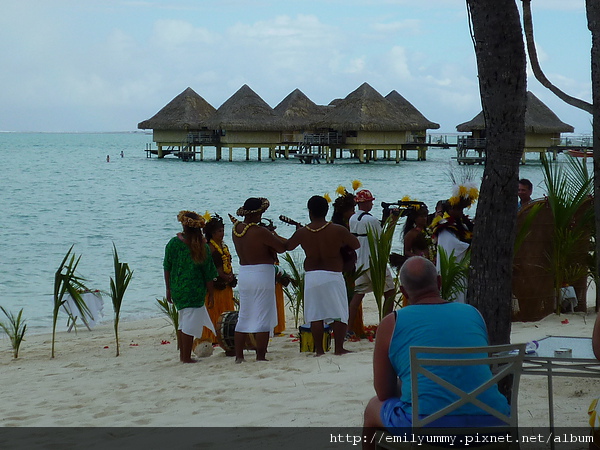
466,0 -> 527,345
588,0 -> 600,312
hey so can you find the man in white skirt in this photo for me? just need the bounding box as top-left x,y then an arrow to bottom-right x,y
286,196 -> 360,355
232,197 -> 287,363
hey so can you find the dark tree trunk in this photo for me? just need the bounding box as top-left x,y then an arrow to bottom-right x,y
588,0 -> 600,312
465,0 -> 527,345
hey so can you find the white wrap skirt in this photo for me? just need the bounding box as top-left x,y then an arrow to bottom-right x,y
235,264 -> 277,333
304,270 -> 348,324
178,306 -> 215,338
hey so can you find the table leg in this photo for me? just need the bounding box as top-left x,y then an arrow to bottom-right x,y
547,362 -> 555,450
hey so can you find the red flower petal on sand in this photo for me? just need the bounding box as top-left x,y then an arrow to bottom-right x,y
292,338 -> 299,342
561,319 -> 569,324
367,336 -> 374,343
161,340 -> 170,345
103,346 -> 109,349
129,343 -> 139,346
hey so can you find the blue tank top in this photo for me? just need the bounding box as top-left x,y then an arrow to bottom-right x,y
388,302 -> 510,416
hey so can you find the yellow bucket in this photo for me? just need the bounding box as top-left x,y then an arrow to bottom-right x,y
299,324 -> 332,352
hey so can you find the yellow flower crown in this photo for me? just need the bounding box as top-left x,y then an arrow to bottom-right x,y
325,180 -> 362,203
177,210 -> 206,228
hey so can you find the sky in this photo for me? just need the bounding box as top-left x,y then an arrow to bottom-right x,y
0,0 -> 592,134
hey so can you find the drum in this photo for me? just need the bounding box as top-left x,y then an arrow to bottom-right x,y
299,324 -> 332,353
216,311 -> 256,355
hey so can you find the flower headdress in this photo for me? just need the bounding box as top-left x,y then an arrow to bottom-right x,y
325,180 -> 362,204
177,210 -> 206,228
448,167 -> 480,208
236,197 -> 270,216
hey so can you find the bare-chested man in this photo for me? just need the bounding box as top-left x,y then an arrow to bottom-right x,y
286,195 -> 360,355
232,197 -> 286,363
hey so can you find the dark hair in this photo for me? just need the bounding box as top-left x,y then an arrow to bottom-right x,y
402,206 -> 429,237
332,194 -> 355,227
307,195 -> 329,219
519,178 -> 533,190
204,215 -> 224,241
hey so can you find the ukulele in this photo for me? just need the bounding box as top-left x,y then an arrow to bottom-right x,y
279,215 -> 303,228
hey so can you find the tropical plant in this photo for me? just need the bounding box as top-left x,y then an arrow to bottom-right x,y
109,243 -> 133,357
438,246 -> 470,303
0,306 -> 27,358
280,251 -> 305,328
157,297 -> 179,349
540,153 -> 594,314
52,245 -> 89,358
366,216 -> 397,320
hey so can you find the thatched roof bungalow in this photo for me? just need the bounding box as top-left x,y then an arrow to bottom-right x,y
314,82 -> 440,162
385,90 -> 440,131
137,87 -> 217,157
206,84 -> 285,160
456,91 -> 574,160
274,88 -> 327,143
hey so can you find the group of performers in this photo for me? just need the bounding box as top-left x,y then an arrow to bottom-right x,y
163,180 -> 478,363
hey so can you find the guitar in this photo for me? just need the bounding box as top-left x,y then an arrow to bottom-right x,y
279,215 -> 303,228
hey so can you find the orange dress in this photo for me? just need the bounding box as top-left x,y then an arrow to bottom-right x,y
274,282 -> 286,334
199,241 -> 236,343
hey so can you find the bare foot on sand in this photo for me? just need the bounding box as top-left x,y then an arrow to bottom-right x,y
334,349 -> 353,355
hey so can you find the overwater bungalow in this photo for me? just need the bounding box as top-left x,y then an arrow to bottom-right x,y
273,89 -> 329,160
313,83 -> 440,163
206,84 -> 285,161
456,91 -> 574,163
137,87 -> 217,160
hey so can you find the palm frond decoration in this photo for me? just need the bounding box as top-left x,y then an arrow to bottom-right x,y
52,245 -> 89,358
0,306 -> 27,358
514,202 -> 544,253
157,297 -> 179,349
438,246 -> 470,303
280,252 -> 305,328
366,217 -> 397,320
541,153 -> 594,313
110,243 -> 133,357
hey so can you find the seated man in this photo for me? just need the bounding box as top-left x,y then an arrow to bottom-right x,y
363,256 -> 509,448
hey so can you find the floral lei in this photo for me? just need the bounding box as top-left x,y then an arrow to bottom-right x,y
210,239 -> 232,274
430,213 -> 474,244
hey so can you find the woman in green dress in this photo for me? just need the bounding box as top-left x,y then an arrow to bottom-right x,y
164,210 -> 218,363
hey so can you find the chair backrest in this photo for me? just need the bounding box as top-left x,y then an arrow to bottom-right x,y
409,343 -> 526,429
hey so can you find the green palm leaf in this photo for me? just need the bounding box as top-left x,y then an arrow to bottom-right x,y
51,245 -> 89,358
0,306 -> 27,358
110,243 -> 133,357
438,246 -> 470,303
366,217 -> 397,320
281,252 -> 305,328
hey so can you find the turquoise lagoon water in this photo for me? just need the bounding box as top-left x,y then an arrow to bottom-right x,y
0,132 -> 556,333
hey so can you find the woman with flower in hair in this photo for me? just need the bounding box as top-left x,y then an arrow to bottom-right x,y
197,214 -> 237,354
164,210 -> 218,363
402,205 -> 431,260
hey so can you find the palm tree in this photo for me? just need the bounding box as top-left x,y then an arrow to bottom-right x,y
366,217 -> 397,320
540,154 -> 593,314
52,246 -> 89,358
0,306 -> 27,358
110,243 -> 133,357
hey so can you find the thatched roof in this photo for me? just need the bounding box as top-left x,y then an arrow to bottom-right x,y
385,90 -> 440,130
315,83 -> 438,131
206,84 -> 284,131
456,91 -> 574,133
137,87 -> 216,130
274,89 -> 327,130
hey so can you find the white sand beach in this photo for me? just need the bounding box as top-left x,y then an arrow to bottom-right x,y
2,292 -> 599,434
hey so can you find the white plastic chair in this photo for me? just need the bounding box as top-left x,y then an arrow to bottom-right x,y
376,343 -> 526,449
